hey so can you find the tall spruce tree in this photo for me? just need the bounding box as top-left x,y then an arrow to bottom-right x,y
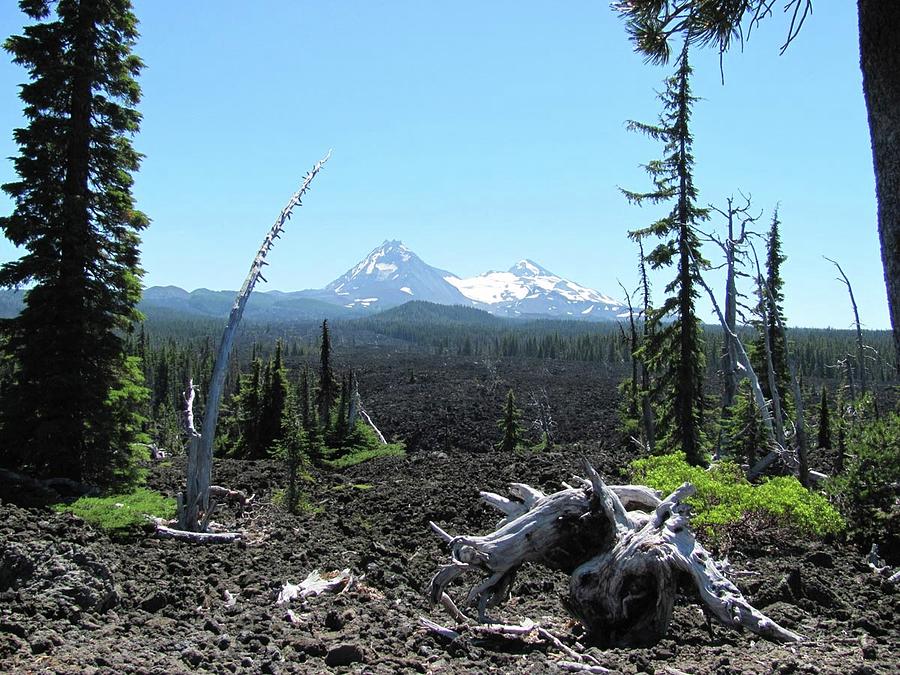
497,389 -> 522,453
752,209 -> 790,406
623,42 -> 708,466
257,340 -> 288,458
816,385 -> 831,450
317,319 -> 336,432
0,0 -> 149,483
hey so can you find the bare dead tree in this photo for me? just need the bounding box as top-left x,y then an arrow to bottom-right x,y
825,256 -> 867,397
704,195 -> 757,414
528,388 -> 557,449
176,151 -> 331,533
636,240 -> 656,451
687,249 -> 777,450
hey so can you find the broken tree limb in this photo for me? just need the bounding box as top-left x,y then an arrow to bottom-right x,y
359,407 -> 387,444
155,525 -> 243,543
825,256 -> 867,396
276,569 -> 353,605
208,485 -> 254,508
177,151 -> 330,532
429,462 -> 802,647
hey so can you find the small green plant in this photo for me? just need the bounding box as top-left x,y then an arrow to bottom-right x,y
271,488 -> 323,514
631,453 -> 843,538
331,483 -> 375,492
322,420 -> 405,469
54,488 -> 175,534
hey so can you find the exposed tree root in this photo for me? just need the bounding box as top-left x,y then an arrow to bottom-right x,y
428,459 -> 803,647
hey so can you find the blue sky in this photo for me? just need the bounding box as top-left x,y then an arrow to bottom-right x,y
0,1 -> 885,329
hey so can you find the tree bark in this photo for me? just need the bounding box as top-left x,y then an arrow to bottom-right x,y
858,0 -> 900,370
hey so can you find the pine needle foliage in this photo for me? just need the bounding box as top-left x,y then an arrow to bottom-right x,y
0,0 -> 149,485
751,209 -> 790,408
623,42 -> 709,465
497,389 -> 523,453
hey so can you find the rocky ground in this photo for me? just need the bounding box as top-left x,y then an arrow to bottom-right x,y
1,351 -> 898,673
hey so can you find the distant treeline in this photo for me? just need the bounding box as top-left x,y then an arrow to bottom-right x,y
135,303 -> 896,390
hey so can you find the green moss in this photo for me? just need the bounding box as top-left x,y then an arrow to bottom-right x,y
323,444 -> 405,469
631,453 -> 843,537
331,483 -> 375,492
53,488 -> 175,533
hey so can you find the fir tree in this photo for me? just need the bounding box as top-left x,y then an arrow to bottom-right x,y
257,339 -> 289,457
234,357 -> 263,458
817,385 -> 831,449
722,381 -> 765,467
752,209 -> 790,406
623,42 -> 708,465
317,319 -> 336,432
0,0 -> 149,483
497,389 -> 522,452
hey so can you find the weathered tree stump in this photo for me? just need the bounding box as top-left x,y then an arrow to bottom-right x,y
428,460 -> 802,647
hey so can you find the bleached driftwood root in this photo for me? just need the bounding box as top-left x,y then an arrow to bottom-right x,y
428,459 -> 802,647
276,569 -> 354,605
155,524 -> 242,543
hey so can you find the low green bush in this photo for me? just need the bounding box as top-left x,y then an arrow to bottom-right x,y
827,405 -> 900,561
631,453 -> 843,538
323,444 -> 405,469
322,421 -> 405,469
53,488 -> 175,534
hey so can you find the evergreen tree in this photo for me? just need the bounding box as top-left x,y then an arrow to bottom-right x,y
722,381 -> 765,467
752,209 -> 790,407
496,389 -> 522,452
333,372 -> 349,444
257,339 -> 289,457
817,385 -> 831,449
623,43 -> 708,465
0,0 -> 149,483
234,357 -> 263,458
316,319 -> 336,432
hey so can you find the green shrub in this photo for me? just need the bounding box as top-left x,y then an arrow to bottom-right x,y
323,444 -> 405,469
53,488 -> 175,534
322,420 -> 406,469
827,406 -> 900,561
631,453 -> 843,538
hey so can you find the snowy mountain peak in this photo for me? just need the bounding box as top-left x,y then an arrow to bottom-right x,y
320,240 -> 468,309
301,241 -> 625,320
509,259 -> 552,277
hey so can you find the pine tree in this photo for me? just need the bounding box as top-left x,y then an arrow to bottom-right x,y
497,389 -> 522,452
817,385 -> 831,449
722,381 -> 765,467
234,357 -> 263,458
623,42 -> 708,465
752,209 -> 790,407
317,319 -> 336,432
257,339 -> 289,457
0,0 -> 149,483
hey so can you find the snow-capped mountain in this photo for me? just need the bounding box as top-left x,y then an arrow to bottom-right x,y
137,241 -> 626,322
313,240 -> 472,309
306,241 -> 625,320
448,259 -> 626,319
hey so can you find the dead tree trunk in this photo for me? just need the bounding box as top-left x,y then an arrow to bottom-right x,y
428,460 -> 801,647
637,240 -> 655,452
705,196 -> 756,456
826,257 -> 867,397
176,151 -> 330,532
